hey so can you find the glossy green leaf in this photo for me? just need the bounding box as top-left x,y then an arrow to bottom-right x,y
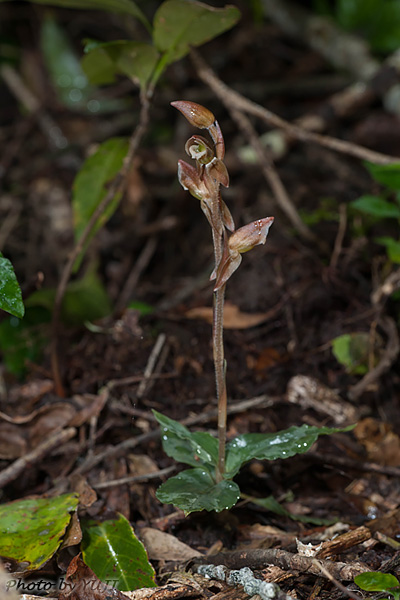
82,40 -> 159,90
242,494 -> 335,525
375,237 -> 400,263
156,468 -> 240,514
81,514 -> 156,591
355,572 -> 400,592
0,494 -> 78,571
225,424 -> 354,478
367,162 -> 400,191
153,0 -> 240,65
153,410 -> 218,470
73,137 -> 129,243
351,195 -> 400,219
332,332 -> 370,375
1,0 -> 151,31
0,252 -> 24,318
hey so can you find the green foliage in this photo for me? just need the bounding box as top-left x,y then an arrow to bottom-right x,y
331,0 -> 400,53
154,411 -> 353,514
73,137 -> 129,243
82,40 -> 159,90
0,494 -> 79,571
0,0 -> 151,32
0,252 -> 24,318
355,572 -> 400,600
331,332 -> 371,375
351,162 -> 400,266
81,514 -> 156,591
0,307 -> 50,377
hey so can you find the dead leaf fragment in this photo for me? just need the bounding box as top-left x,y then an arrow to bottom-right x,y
354,418 -> 400,466
140,527 -> 202,561
186,301 -> 274,329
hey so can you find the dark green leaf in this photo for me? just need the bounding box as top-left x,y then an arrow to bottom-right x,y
153,0 -> 240,65
331,332 -> 370,375
355,572 -> 400,592
367,162 -> 400,191
243,494 -> 336,525
1,0 -> 151,31
153,410 -> 218,470
0,307 -> 49,377
351,195 -> 400,219
82,41 -> 159,89
156,468 -> 240,514
81,514 -> 156,591
225,425 -> 354,478
375,237 -> 400,263
0,494 -> 78,571
26,269 -> 112,326
0,252 -> 24,318
72,137 -> 129,245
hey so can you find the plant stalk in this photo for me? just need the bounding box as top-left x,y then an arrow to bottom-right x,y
213,283 -> 227,483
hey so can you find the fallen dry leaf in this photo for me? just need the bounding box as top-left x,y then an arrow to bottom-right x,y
185,301 -> 276,329
354,418 -> 400,466
140,527 -> 202,561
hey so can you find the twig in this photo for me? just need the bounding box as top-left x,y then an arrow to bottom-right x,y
1,64 -> 68,150
312,559 -> 363,600
92,465 -> 177,490
330,203 -> 347,269
372,268 -> 400,305
304,451 -> 400,477
190,49 -> 398,166
348,316 -> 400,400
191,549 -> 369,581
137,333 -> 167,399
113,236 -> 158,315
51,89 -> 153,397
229,105 -> 317,244
0,427 -> 76,488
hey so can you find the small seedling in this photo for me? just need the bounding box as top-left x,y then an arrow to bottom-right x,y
154,101 -> 353,514
355,571 -> 400,600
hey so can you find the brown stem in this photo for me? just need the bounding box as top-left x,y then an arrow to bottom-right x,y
51,89 -> 153,396
213,284 -> 227,483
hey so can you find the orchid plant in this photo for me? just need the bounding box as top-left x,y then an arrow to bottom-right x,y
153,102 -> 352,514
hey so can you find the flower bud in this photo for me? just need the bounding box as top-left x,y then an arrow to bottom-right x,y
171,100 -> 215,129
185,135 -> 214,164
228,217 -> 274,254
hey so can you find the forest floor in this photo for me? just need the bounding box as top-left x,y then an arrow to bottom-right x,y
1,2 -> 400,599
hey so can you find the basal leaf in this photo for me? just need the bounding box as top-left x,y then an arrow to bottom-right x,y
156,468 -> 240,514
153,0 -> 240,65
351,195 -> 400,219
81,514 -> 156,591
355,572 -> 400,592
0,252 -> 24,318
225,424 -> 354,478
1,0 -> 151,31
0,494 -> 78,571
331,332 -> 370,375
82,40 -> 159,90
72,137 -> 129,243
153,410 -> 218,470
366,162 -> 400,191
